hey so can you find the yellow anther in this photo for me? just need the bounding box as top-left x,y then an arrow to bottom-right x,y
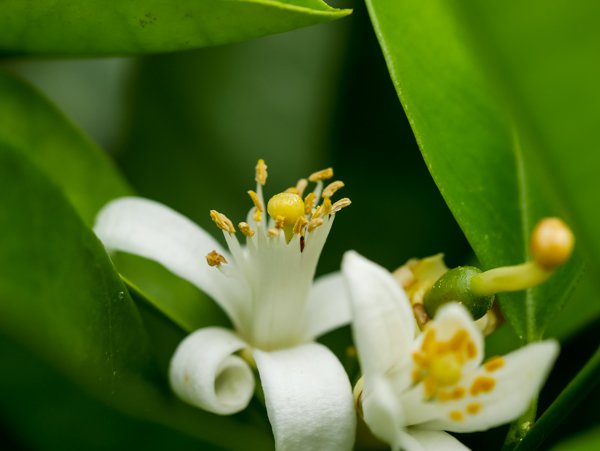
467,403 -> 482,415
470,376 -> 496,396
238,222 -> 255,237
331,197 -> 352,213
210,210 -> 235,234
451,387 -> 466,400
275,215 -> 286,229
248,190 -> 263,222
267,193 -> 305,227
483,356 -> 505,372
285,187 -> 299,194
449,411 -> 464,422
267,228 -> 280,238
304,192 -> 317,214
322,180 -> 345,199
308,167 -> 334,182
308,217 -> 324,232
296,178 -> 308,197
531,217 -> 575,270
255,159 -> 268,186
313,198 -> 332,219
248,190 -> 263,212
293,216 -> 308,235
430,354 -> 462,386
206,250 -> 228,267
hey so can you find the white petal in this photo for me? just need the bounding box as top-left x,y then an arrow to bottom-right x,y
301,272 -> 352,341
421,340 -> 559,433
169,327 -> 254,415
343,251 -> 416,379
94,197 -> 243,324
401,429 -> 469,451
416,303 -> 484,374
253,343 -> 355,451
362,376 -> 406,449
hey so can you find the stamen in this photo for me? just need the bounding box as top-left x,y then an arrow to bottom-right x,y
285,187 -> 299,194
206,250 -> 228,267
293,216 -> 308,235
304,192 -> 317,214
470,376 -> 496,396
247,190 -> 263,222
238,222 -> 255,237
331,197 -> 352,214
467,403 -> 482,415
210,210 -> 235,234
255,159 -> 268,186
308,217 -> 324,232
449,411 -> 464,422
312,198 -> 332,218
296,178 -> 308,197
267,228 -> 280,238
483,356 -> 505,372
322,180 -> 344,199
308,167 -> 334,182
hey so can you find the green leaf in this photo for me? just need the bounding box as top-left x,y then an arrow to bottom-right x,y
0,0 -> 350,55
365,0 -> 583,341
0,70 -> 228,333
0,142 -> 272,450
449,1 -> 600,303
0,71 -> 131,227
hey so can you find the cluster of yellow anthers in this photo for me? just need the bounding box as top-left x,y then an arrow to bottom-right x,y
411,326 -> 505,422
206,159 -> 351,267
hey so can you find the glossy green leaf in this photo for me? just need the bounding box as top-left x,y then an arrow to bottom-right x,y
0,71 -> 130,227
0,0 -> 350,55
0,70 -> 228,334
365,0 -> 583,341
450,1 -> 600,309
0,143 -> 272,450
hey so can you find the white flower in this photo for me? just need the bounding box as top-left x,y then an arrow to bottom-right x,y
94,161 -> 355,450
343,251 -> 559,451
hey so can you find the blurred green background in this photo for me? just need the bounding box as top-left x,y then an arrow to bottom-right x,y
1,1 -> 598,449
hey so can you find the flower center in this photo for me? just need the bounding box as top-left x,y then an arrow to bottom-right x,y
412,327 -> 476,398
202,159 -> 351,350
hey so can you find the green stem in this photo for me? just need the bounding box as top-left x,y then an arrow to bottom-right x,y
502,398 -> 537,450
513,344 -> 600,451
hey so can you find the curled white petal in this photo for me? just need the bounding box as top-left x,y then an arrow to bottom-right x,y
301,272 -> 352,341
94,197 -> 242,324
169,327 -> 254,415
422,340 -> 559,433
343,251 -> 416,379
254,343 -> 355,451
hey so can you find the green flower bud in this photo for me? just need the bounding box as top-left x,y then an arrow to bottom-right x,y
423,266 -> 494,320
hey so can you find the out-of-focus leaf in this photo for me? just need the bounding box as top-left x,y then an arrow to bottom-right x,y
552,427 -> 600,451
0,70 -> 228,334
365,0 -> 583,342
0,143 -> 273,450
118,23 -> 346,238
0,0 -> 350,55
0,71 -> 130,226
0,334 -> 221,451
